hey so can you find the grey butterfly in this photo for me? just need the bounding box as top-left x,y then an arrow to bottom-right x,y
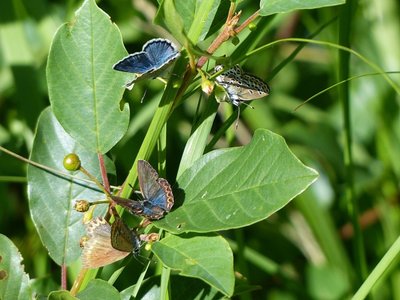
214,65 -> 270,127
214,64 -> 270,105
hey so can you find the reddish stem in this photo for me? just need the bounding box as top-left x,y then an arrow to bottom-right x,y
61,264 -> 67,290
234,10 -> 260,34
97,153 -> 110,192
196,6 -> 260,69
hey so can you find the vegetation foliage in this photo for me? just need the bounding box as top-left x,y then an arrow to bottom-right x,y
1,0 -> 400,299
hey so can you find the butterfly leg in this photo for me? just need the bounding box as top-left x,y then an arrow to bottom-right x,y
235,104 -> 241,130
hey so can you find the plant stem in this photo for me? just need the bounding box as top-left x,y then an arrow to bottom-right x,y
196,4 -> 260,69
352,236 -> 400,299
338,0 -> 367,285
97,153 -> 110,192
0,145 -> 96,187
61,264 -> 67,290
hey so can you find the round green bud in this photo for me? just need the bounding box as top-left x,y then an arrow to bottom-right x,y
248,22 -> 257,31
63,153 -> 81,171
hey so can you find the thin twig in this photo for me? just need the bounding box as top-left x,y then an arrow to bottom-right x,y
0,145 -> 98,188
196,5 -> 261,69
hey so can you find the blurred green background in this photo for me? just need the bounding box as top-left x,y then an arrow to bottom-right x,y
1,0 -> 400,298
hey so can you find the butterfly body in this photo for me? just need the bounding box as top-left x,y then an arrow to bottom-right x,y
113,38 -> 180,86
214,65 -> 270,106
112,160 -> 174,220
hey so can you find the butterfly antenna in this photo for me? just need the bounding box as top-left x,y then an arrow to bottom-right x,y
127,183 -> 141,196
140,88 -> 148,104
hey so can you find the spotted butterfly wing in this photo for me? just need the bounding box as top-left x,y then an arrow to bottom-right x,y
81,218 -> 132,269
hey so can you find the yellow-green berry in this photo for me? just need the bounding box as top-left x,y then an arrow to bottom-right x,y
63,153 -> 81,171
248,22 -> 257,31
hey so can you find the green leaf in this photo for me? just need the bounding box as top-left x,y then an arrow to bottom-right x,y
158,129 -> 318,233
177,99 -> 219,178
27,107 -> 109,266
0,235 -> 33,300
48,290 -> 79,300
259,0 -> 345,16
77,279 -> 120,300
121,275 -> 223,300
47,0 -> 130,154
155,0 -> 220,44
154,0 -> 186,45
179,0 -> 221,44
152,234 -> 234,297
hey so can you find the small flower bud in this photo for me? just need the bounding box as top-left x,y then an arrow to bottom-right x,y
201,78 -> 215,95
74,200 -> 90,212
140,233 -> 160,244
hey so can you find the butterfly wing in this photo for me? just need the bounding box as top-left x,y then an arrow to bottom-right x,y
81,218 -> 130,269
137,160 -> 174,219
215,65 -> 270,104
113,52 -> 155,74
239,73 -> 270,100
113,38 -> 180,83
155,178 -> 174,212
140,178 -> 174,219
143,38 -> 180,69
111,218 -> 140,254
138,160 -> 162,200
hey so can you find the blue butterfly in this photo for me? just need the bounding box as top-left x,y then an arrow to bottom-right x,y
113,38 -> 180,88
112,160 -> 174,220
81,217 -> 140,269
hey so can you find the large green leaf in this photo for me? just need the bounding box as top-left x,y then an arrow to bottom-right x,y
27,107 -> 110,266
0,235 -> 33,300
157,129 -> 318,233
47,0 -> 130,154
152,234 -> 234,297
77,279 -> 120,300
260,0 -> 345,16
